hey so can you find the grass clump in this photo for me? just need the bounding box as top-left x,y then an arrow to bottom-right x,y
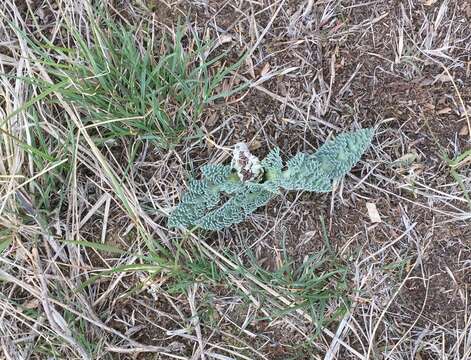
32,18 -> 245,148
236,226 -> 350,336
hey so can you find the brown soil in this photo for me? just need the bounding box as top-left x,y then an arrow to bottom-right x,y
8,1 -> 471,358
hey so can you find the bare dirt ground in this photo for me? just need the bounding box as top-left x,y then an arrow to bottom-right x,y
1,0 -> 471,359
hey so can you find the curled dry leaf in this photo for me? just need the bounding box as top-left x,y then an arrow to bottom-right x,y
420,0 -> 438,5
366,202 -> 382,223
260,62 -> 271,77
435,73 -> 453,82
246,56 -> 256,79
459,124 -> 469,136
437,107 -> 452,115
392,152 -> 418,167
231,143 -> 264,182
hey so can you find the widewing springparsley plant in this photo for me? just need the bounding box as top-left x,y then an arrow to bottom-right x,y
169,128 -> 374,230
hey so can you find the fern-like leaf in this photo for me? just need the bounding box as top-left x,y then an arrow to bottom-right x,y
195,185 -> 275,230
168,179 -> 220,229
261,147 -> 283,173
281,153 -> 331,192
311,127 -> 374,180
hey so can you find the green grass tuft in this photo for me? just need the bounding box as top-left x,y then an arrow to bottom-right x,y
28,18 -> 246,149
